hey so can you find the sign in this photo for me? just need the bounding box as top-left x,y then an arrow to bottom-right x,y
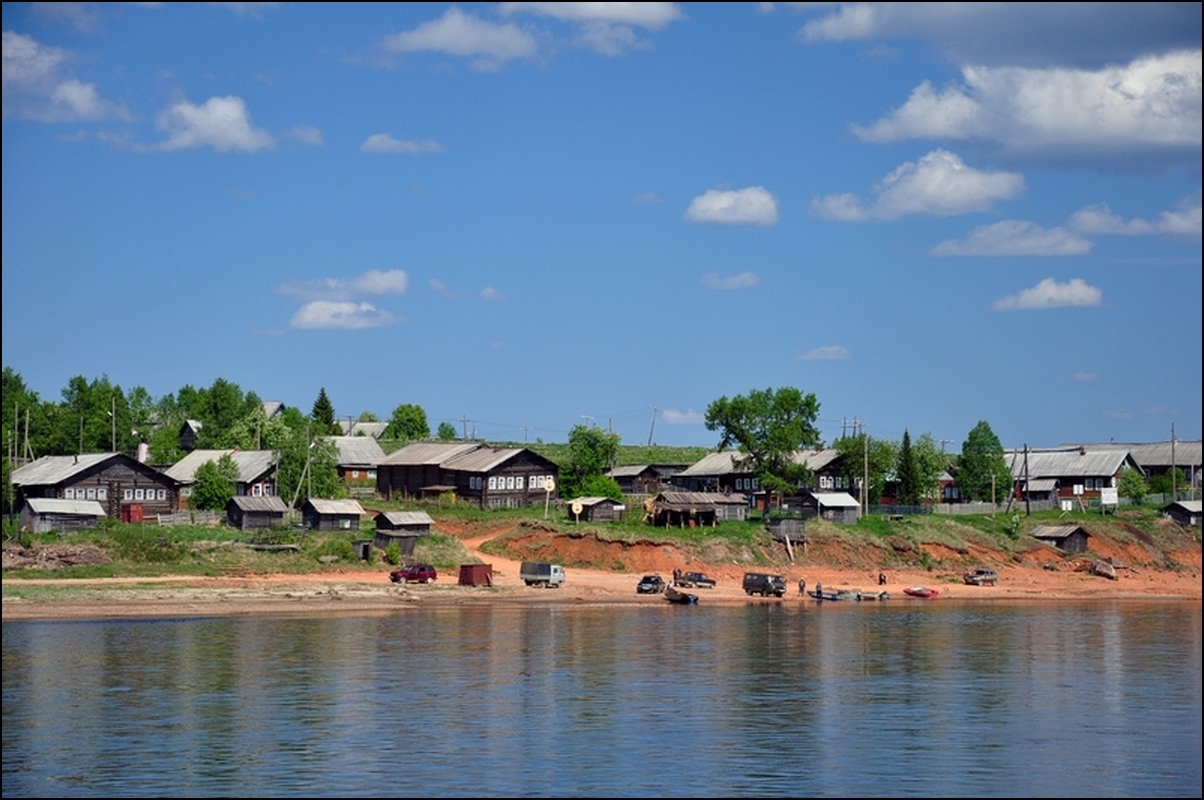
1100,487 -> 1119,506
571,500 -> 583,515
1073,484 -> 1084,496
1060,500 -> 1073,512
544,478 -> 555,493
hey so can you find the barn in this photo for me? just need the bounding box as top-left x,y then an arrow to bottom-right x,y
21,498 -> 107,534
1031,524 -> 1092,554
226,495 -> 289,531
301,498 -> 364,532
374,510 -> 435,557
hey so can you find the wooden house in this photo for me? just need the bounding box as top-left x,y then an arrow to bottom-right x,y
301,498 -> 364,531
326,436 -> 385,485
1007,447 -> 1140,502
1031,524 -> 1092,554
163,449 -> 277,507
374,510 -> 435,557
606,464 -> 686,495
376,442 -> 559,509
674,449 -> 848,499
1063,440 -> 1202,490
179,419 -> 203,451
21,498 -> 107,534
646,491 -> 749,528
801,491 -> 861,524
226,495 -> 289,531
1161,500 -> 1202,528
337,420 -> 389,439
567,496 -> 626,522
11,453 -> 180,522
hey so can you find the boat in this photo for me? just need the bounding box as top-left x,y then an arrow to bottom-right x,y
855,590 -> 889,601
664,585 -> 698,605
903,586 -> 939,598
809,588 -> 843,601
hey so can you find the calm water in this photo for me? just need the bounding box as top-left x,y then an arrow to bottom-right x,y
3,600 -> 1200,798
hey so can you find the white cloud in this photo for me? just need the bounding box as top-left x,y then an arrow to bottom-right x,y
812,149 -> 1023,220
290,301 -> 399,330
661,408 -> 704,425
286,125 -> 324,145
2,31 -> 131,121
992,278 -> 1103,311
153,96 -> 274,152
361,133 -> 444,154
1068,197 -> 1202,237
685,186 -> 779,226
501,2 -> 685,55
1073,371 -> 1098,382
383,7 -> 538,69
209,3 -> 280,18
932,221 -> 1093,256
701,271 -> 760,290
479,287 -> 506,301
278,269 -> 409,303
797,3 -> 1201,68
851,51 -> 1202,157
797,346 -> 852,361
428,278 -> 456,298
30,3 -> 104,33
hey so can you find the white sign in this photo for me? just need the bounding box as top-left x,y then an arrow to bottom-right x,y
1060,500 -> 1073,512
1073,484 -> 1084,496
1100,488 -> 1119,506
544,478 -> 555,493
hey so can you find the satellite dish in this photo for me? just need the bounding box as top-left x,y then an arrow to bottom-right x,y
571,500 -> 583,515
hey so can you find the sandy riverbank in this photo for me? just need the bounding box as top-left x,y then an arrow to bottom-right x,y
4,554 -> 1199,621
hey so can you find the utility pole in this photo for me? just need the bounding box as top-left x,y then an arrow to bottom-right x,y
520,426 -> 530,443
460,415 -> 469,440
1171,422 -> 1177,499
647,407 -> 659,446
111,395 -> 116,453
862,427 -> 869,516
581,415 -> 594,428
1023,443 -> 1030,516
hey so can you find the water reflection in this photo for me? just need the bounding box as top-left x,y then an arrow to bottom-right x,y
3,601 -> 1200,797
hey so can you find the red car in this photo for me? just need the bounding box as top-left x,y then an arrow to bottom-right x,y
390,563 -> 437,584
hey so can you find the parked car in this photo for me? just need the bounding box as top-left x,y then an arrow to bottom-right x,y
963,568 -> 998,586
676,571 -> 716,589
390,563 -> 437,584
636,575 -> 666,594
742,572 -> 787,597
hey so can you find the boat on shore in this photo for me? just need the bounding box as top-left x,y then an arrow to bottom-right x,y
664,585 -> 698,605
809,588 -> 842,601
903,586 -> 939,598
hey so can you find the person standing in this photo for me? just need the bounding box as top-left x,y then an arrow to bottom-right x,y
798,578 -> 807,597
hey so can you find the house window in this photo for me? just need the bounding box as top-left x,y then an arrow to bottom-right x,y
65,488 -> 75,499
505,476 -> 514,490
488,476 -> 497,490
517,476 -> 524,490
368,470 -> 376,480
124,488 -> 133,500
351,470 -> 360,479
135,488 -> 145,500
252,484 -> 262,497
98,488 -> 107,501
339,518 -> 350,529
752,478 -> 759,489
86,487 -> 97,500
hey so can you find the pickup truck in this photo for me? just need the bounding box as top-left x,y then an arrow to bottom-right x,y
520,561 -> 565,588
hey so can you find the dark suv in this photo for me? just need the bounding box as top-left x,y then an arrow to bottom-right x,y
676,571 -> 716,589
636,575 -> 666,594
390,563 -> 437,584
742,572 -> 787,597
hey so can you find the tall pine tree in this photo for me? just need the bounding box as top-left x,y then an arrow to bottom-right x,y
310,387 -> 339,435
897,428 -> 921,506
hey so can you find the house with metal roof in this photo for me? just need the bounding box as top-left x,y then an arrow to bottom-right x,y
162,449 -> 277,505
21,497 -> 108,534
1161,500 -> 1202,528
11,453 -> 180,522
673,449 -> 848,497
1030,524 -> 1092,554
226,495 -> 289,531
1063,440 -> 1202,489
375,442 -> 559,509
567,496 -> 626,522
646,490 -> 749,527
800,491 -> 861,524
605,464 -> 687,495
374,510 -> 436,556
337,420 -> 389,439
301,498 -> 364,531
1006,447 -> 1141,502
326,436 -> 386,485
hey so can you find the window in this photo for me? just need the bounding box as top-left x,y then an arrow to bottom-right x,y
124,488 -> 133,500
534,475 -> 544,489
488,476 -> 497,490
252,484 -> 262,497
98,488 -> 107,501
752,478 -> 759,489
86,487 -> 97,500
517,476 -> 524,490
351,470 -> 360,479
506,476 -> 515,490
135,488 -> 144,500
157,489 -> 166,500
65,488 -> 75,499
339,518 -> 350,529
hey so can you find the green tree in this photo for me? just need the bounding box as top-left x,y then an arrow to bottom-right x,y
1148,468 -> 1186,498
833,433 -> 896,504
387,403 -> 430,441
437,421 -> 458,441
272,423 -> 342,505
897,429 -> 921,506
1117,467 -> 1148,504
953,421 -> 1014,503
912,432 -> 950,502
191,454 -> 241,511
560,424 -> 621,499
704,386 -> 822,494
357,410 -> 380,422
310,387 -> 340,436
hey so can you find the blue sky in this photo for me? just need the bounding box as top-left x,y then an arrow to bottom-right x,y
3,2 -> 1201,450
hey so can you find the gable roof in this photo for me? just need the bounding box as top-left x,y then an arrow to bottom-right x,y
1006,448 -> 1135,480
809,491 -> 860,508
377,510 -> 435,526
1031,524 -> 1091,541
25,498 -> 107,517
379,442 -> 482,466
162,450 -> 276,484
679,449 -> 844,477
326,436 -> 386,467
337,420 -> 389,438
11,453 -> 121,486
304,498 -> 364,515
229,495 -> 289,513
442,446 -> 531,473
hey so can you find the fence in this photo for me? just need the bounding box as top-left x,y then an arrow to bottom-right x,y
157,510 -> 221,526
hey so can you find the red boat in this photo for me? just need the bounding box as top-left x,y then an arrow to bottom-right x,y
903,586 -> 939,598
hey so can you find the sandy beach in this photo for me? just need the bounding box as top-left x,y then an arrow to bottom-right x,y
4,532 -> 1199,621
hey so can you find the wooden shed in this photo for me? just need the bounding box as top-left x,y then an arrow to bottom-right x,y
567,496 -> 626,522
22,498 -> 107,534
1160,500 -> 1201,528
802,491 -> 861,524
374,510 -> 435,557
647,491 -> 720,528
226,495 -> 289,531
301,498 -> 364,532
459,563 -> 494,587
1031,524 -> 1092,554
